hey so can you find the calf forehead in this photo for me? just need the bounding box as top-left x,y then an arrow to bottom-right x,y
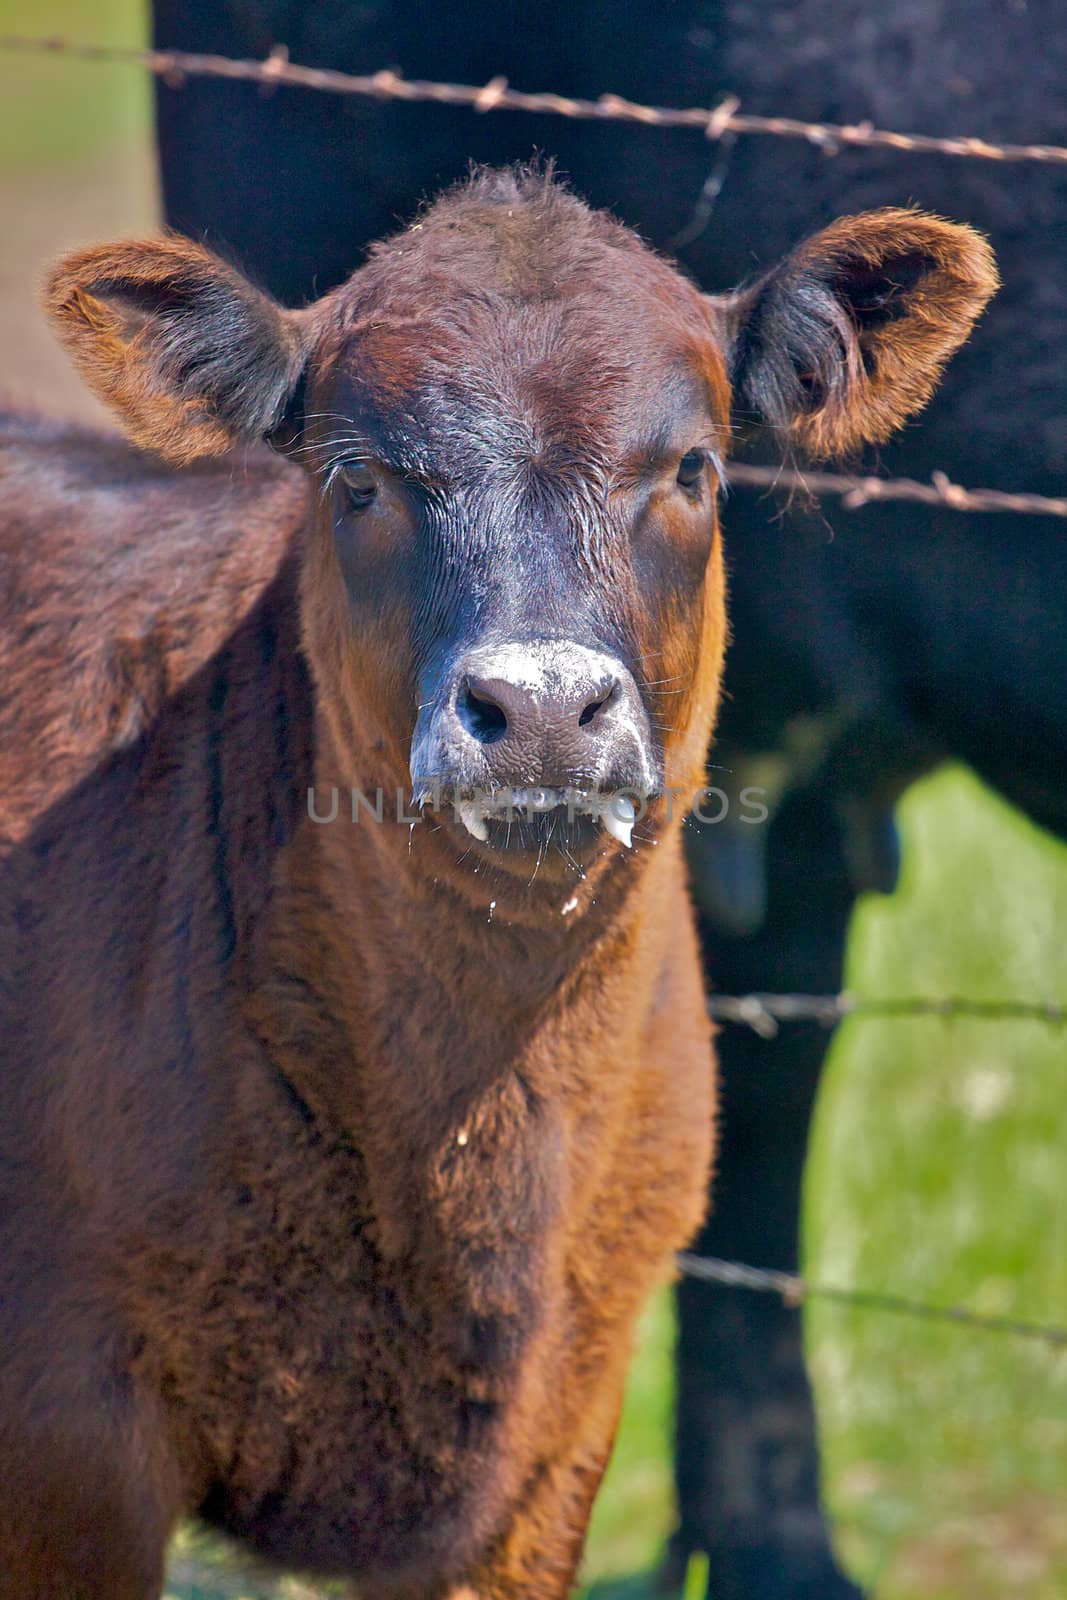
333,291 -> 721,481
318,184 -> 727,473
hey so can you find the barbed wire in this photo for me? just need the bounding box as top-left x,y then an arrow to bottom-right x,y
706,992 -> 1067,1036
5,34 -> 1067,522
677,1252 -> 1067,1349
726,463 -> 1067,518
693,992 -> 1067,1329
6,34 -> 1067,168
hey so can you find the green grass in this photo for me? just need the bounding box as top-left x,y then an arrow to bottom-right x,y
807,767 -> 1067,1597
0,0 -> 149,173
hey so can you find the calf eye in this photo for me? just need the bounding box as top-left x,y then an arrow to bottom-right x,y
676,449 -> 705,490
337,462 -> 378,511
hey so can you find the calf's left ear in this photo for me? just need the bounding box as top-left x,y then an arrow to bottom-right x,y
43,234 -> 314,464
713,208 -> 998,458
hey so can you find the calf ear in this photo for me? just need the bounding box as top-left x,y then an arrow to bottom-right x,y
713,209 -> 998,458
43,234 -> 312,465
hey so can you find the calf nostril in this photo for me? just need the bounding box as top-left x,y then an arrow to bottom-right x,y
457,680 -> 508,745
577,680 -> 618,729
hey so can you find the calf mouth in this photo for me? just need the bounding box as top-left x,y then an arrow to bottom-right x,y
415,784 -> 650,853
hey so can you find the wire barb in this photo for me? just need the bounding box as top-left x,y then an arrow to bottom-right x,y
704,94 -> 741,142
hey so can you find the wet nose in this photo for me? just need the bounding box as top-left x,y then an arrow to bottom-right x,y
439,639 -> 651,787
458,667 -> 618,750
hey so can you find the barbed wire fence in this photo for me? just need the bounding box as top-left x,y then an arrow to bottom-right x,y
685,990 -> 1067,1349
6,33 -> 1067,165
6,32 -> 1067,522
4,30 -> 1067,1365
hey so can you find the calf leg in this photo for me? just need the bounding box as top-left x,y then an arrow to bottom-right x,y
674,784 -> 863,1599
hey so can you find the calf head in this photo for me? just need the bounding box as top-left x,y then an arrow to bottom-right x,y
45,170 -> 995,877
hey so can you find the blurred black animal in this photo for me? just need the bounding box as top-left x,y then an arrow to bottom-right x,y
153,3 -> 1067,1596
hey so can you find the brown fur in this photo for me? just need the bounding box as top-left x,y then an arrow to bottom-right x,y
0,173 -> 992,1599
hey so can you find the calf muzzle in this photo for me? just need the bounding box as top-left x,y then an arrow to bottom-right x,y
410,639 -> 658,848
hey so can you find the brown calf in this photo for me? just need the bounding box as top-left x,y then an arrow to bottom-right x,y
0,169 -> 994,1599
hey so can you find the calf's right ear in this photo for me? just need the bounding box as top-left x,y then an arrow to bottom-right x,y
43,234 -> 314,465
711,208 -> 998,458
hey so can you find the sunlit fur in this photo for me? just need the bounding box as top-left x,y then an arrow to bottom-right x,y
0,169 -> 993,1597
